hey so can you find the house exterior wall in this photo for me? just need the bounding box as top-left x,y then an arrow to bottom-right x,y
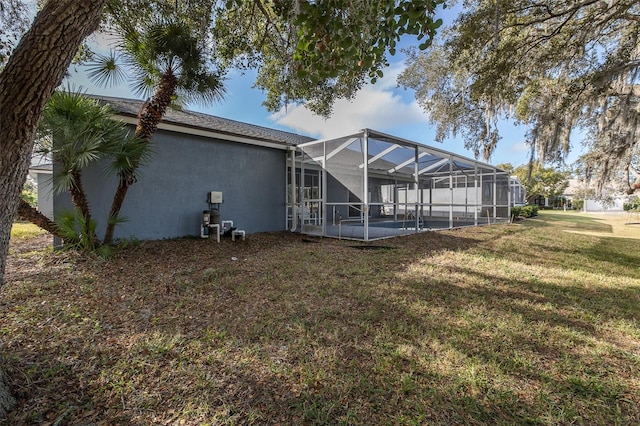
585,198 -> 625,212
36,172 -> 54,220
53,127 -> 287,241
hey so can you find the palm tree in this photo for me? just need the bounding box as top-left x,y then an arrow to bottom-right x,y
88,10 -> 225,244
31,89 -> 148,249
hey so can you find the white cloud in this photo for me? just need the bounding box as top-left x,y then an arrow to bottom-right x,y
270,65 -> 429,139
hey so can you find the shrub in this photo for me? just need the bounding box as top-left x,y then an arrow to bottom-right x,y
511,206 -> 522,221
521,205 -> 538,218
511,205 -> 539,219
21,178 -> 38,207
624,200 -> 640,212
56,209 -> 99,251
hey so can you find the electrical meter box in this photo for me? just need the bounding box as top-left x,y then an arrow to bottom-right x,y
209,191 -> 223,204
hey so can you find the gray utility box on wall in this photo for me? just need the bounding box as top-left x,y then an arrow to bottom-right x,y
209,191 -> 223,204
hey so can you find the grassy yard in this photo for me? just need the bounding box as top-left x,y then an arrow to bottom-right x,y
1,214 -> 639,425
9,222 -> 48,240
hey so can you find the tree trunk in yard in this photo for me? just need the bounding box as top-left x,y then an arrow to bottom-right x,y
103,71 -> 178,244
0,0 -> 106,418
17,199 -> 60,237
0,368 -> 14,422
69,169 -> 99,246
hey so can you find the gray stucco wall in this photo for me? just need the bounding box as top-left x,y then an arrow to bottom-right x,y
53,127 -> 287,241
36,172 -> 54,220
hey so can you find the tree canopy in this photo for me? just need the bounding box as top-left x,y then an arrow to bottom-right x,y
0,1 -> 32,64
399,0 -> 640,190
500,162 -> 570,205
98,0 -> 446,116
3,0 -> 447,117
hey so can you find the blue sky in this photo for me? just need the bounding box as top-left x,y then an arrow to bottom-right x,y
66,4 -> 547,168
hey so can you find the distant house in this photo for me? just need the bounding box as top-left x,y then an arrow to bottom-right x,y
36,96 -> 520,242
28,159 -> 53,219
563,178 -> 627,212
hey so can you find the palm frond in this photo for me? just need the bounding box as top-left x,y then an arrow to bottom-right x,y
168,95 -> 187,110
86,50 -> 128,87
107,214 -> 129,226
55,209 -> 83,245
130,67 -> 159,99
41,88 -> 135,193
52,169 -> 75,195
54,209 -> 99,251
106,134 -> 154,177
97,119 -> 131,153
178,70 -> 226,106
97,11 -> 229,109
74,142 -> 103,169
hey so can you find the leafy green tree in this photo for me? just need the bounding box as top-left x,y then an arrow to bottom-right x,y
214,0 -> 445,116
20,178 -> 37,207
399,0 -> 639,188
496,163 -> 513,174
512,162 -> 570,205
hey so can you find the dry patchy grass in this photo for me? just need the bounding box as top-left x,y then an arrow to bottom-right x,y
537,210 -> 640,240
1,216 -> 639,425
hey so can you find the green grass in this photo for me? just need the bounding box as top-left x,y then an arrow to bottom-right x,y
1,213 -> 639,425
536,210 -> 640,239
10,222 -> 48,239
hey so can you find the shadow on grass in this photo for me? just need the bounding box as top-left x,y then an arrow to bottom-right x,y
2,226 -> 639,425
378,267 -> 638,423
535,212 -> 614,233
501,218 -> 640,279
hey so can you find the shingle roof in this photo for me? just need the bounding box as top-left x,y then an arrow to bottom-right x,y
29,163 -> 53,172
90,95 -> 315,147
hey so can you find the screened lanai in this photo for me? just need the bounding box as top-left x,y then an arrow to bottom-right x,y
286,129 -> 514,241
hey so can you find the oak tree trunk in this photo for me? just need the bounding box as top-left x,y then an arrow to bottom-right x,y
103,71 -> 178,244
0,0 -> 106,419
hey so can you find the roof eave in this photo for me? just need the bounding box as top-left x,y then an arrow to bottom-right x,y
117,114 -> 295,151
